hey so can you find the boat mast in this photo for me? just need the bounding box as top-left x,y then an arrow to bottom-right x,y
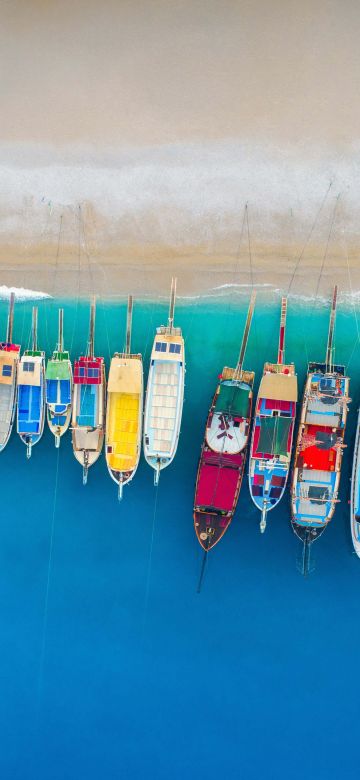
6,292 -> 15,343
32,307 -> 38,351
168,277 -> 177,334
88,296 -> 96,359
235,291 -> 256,378
277,297 -> 287,365
125,295 -> 133,355
325,285 -> 338,373
57,308 -> 64,352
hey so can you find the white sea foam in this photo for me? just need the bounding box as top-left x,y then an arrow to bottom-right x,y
0,285 -> 51,301
1,140 -> 360,247
211,283 -> 275,291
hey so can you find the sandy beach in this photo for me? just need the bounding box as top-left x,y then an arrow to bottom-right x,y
1,1 -> 360,300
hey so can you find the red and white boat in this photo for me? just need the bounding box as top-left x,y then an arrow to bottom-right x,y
194,293 -> 256,559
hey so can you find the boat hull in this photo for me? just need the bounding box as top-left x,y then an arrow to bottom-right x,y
105,354 -> 143,493
291,518 -> 327,544
193,368 -> 254,550
194,447 -> 246,550
248,361 -> 297,524
0,377 -> 17,451
47,405 -> 72,440
46,357 -> 73,441
72,360 -> 106,472
291,362 -> 349,540
17,355 -> 46,451
350,408 -> 360,557
143,328 -> 185,478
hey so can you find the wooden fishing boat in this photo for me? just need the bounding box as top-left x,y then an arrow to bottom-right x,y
71,298 -> 105,483
105,295 -> 143,499
0,293 -> 21,451
194,293 -> 256,554
17,306 -> 45,458
249,298 -> 297,532
143,278 -> 185,485
350,408 -> 360,557
45,308 -> 73,447
291,287 -> 350,571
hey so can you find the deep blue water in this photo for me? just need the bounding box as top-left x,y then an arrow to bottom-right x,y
0,294 -> 359,780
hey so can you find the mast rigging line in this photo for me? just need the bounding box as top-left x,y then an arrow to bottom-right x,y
286,180 -> 333,297
313,193 -> 341,308
337,198 -> 360,373
141,485 -> 160,639
44,213 -> 64,357
69,204 -> 83,356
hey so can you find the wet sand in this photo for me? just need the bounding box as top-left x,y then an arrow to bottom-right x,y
0,237 -> 358,301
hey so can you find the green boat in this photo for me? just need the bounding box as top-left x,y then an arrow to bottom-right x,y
45,309 -> 73,447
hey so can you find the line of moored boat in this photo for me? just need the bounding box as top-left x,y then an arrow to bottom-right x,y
0,283 -> 359,571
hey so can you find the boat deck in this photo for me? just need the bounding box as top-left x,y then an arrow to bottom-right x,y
292,370 -> 349,528
107,392 -> 140,471
0,384 -> 14,434
195,448 -> 244,512
249,391 -> 295,511
145,359 -> 182,456
76,384 -> 97,427
18,384 -> 42,434
206,379 -> 251,454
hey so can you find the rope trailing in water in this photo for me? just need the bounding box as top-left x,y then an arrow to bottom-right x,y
36,444 -> 60,722
141,484 -> 160,638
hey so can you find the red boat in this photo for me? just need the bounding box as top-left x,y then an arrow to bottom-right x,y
194,293 -> 256,552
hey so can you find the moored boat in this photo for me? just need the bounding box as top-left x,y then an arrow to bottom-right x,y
71,297 -> 106,483
46,308 -> 73,447
0,293 -> 21,451
350,408 -> 360,557
143,278 -> 185,485
17,306 -> 46,458
105,295 -> 143,499
249,298 -> 297,532
194,292 -> 256,554
291,286 -> 350,571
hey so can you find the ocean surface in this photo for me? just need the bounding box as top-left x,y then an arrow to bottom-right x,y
0,293 -> 359,780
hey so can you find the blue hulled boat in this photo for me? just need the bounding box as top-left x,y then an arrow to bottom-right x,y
17,307 -> 45,458
248,298 -> 297,532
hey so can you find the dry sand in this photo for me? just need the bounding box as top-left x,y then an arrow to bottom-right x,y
1,1 -> 360,299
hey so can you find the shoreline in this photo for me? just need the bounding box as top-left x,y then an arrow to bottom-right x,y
0,239 -> 359,303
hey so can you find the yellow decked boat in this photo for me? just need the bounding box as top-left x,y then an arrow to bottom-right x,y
105,296 -> 143,499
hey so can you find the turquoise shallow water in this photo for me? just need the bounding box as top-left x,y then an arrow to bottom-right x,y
0,294 -> 359,780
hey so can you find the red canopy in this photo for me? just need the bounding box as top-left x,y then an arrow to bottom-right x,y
195,450 -> 243,512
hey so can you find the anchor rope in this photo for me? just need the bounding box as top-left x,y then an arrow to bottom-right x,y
70,204 -> 83,357
142,484 -> 159,637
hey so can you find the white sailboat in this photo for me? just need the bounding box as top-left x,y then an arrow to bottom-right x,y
143,278 -> 185,485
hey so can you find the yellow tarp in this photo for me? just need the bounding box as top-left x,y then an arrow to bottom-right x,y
107,392 -> 140,471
